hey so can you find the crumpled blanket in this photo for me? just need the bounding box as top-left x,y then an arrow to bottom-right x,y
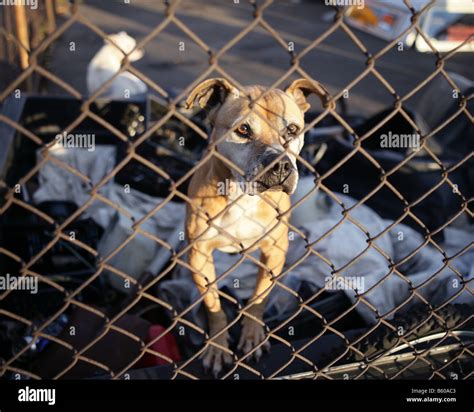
33,145 -> 185,291
158,177 -> 473,347
32,148 -> 473,343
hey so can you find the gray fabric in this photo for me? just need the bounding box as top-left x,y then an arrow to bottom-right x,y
32,149 -> 472,333
33,146 -> 185,291
158,177 -> 473,346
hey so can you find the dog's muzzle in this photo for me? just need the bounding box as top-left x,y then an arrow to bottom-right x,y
253,153 -> 298,194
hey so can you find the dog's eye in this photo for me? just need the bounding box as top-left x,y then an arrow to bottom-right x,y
235,123 -> 252,138
287,124 -> 300,136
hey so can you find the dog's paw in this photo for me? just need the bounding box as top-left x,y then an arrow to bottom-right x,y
237,316 -> 270,362
200,332 -> 233,378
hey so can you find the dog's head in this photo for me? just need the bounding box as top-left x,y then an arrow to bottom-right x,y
105,31 -> 144,62
186,78 -> 333,195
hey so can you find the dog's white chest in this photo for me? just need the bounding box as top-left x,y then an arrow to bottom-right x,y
213,194 -> 274,252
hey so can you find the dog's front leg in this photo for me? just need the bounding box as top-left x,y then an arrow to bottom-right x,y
238,233 -> 288,361
189,244 -> 232,377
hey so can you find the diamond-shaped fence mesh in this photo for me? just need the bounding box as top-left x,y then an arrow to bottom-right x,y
0,0 -> 472,380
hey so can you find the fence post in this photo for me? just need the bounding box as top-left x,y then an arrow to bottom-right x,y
13,4 -> 29,70
1,6 -> 15,65
45,0 -> 57,35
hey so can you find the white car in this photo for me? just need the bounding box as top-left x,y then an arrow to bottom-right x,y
345,0 -> 473,52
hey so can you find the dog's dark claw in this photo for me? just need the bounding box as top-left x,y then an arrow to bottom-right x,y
238,318 -> 270,362
201,345 -> 233,378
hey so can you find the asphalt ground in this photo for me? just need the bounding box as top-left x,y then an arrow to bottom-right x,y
45,0 -> 473,117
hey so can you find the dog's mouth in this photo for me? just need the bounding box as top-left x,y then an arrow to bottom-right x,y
256,182 -> 283,192
255,171 -> 296,194
267,184 -> 283,191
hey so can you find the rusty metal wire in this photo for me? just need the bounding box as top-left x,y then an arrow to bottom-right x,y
0,0 -> 472,381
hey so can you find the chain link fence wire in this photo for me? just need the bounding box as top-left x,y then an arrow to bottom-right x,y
0,0 -> 472,380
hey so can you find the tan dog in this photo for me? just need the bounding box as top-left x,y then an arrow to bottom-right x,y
185,78 -> 333,377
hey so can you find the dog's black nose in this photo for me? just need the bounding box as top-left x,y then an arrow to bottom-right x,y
272,159 -> 291,178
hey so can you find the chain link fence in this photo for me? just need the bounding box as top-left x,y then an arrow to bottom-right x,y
0,0 -> 472,380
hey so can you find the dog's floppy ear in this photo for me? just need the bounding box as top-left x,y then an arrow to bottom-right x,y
286,78 -> 335,112
185,78 -> 238,113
